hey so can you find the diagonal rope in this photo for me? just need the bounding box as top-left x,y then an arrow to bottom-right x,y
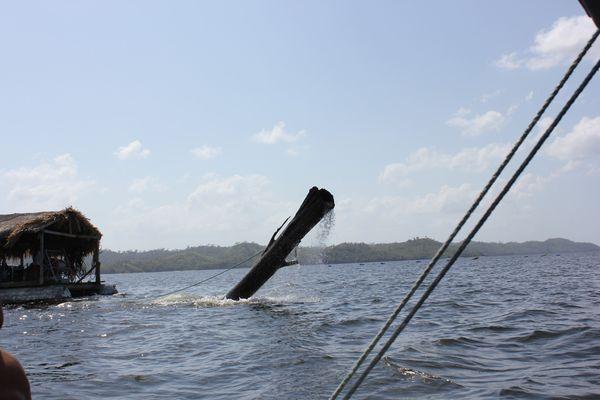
329,28 -> 600,400
341,51 -> 600,400
152,249 -> 263,300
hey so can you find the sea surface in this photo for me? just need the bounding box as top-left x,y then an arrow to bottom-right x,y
1,252 -> 599,399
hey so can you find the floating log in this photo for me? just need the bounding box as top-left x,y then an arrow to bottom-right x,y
226,187 -> 334,300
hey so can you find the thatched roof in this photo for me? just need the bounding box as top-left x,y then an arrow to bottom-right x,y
0,207 -> 101,259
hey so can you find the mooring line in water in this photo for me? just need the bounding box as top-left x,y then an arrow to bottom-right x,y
152,250 -> 264,300
331,29 -> 600,399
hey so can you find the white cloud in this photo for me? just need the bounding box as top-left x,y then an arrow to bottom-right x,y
0,154 -> 96,211
115,140 -> 151,160
456,107 -> 471,116
446,109 -> 505,136
510,116 -> 600,199
512,172 -> 554,199
252,121 -> 306,144
328,183 -> 481,245
128,176 -> 167,194
495,52 -> 522,70
105,173 -> 293,249
525,91 -> 534,101
187,174 -> 269,203
506,91 -> 534,117
408,183 -> 477,215
190,145 -> 223,160
359,184 -> 477,221
379,143 -> 510,184
546,116 -> 600,161
495,16 -> 598,71
510,159 -> 578,200
506,104 -> 519,116
537,116 -> 554,136
286,144 -> 310,157
480,89 -> 504,103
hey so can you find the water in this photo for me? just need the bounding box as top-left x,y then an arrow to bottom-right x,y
2,252 -> 599,399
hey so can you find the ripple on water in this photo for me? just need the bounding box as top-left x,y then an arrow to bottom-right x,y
2,253 -> 599,399
513,326 -> 589,343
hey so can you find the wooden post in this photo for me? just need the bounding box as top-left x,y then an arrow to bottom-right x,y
38,232 -> 44,285
93,241 -> 101,284
226,187 -> 334,300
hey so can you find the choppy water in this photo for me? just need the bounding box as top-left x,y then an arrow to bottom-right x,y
1,252 -> 599,399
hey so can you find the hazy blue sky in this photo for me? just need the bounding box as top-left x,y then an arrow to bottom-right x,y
1,1 -> 599,250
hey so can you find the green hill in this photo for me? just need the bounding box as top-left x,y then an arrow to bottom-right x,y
100,237 -> 599,274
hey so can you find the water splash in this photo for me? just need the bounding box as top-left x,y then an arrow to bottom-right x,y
301,210 -> 335,264
316,210 -> 335,246
150,293 -> 320,308
151,294 -> 243,307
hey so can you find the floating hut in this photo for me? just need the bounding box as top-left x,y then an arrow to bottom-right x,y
0,207 -> 116,304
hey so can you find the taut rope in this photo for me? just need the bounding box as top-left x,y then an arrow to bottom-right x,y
152,249 -> 263,300
332,29 -> 600,399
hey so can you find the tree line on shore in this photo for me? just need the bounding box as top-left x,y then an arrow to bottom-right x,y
100,237 -> 599,274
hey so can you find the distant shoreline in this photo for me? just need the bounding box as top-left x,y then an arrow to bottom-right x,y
100,238 -> 599,274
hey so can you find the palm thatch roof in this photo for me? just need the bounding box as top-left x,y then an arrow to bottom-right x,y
0,207 -> 101,260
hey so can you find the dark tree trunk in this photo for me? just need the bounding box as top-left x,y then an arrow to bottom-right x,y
226,187 -> 334,300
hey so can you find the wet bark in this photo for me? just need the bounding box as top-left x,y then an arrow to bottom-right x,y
226,187 -> 334,300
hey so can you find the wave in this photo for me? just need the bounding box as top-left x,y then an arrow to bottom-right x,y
469,324 -> 516,333
335,316 -> 382,327
499,308 -> 559,322
513,326 -> 589,343
434,336 -> 483,347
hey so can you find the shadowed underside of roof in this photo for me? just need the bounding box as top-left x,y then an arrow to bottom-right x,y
0,207 -> 101,259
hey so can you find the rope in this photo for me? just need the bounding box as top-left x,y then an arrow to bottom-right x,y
341,50 -> 600,399
152,249 -> 263,300
329,28 -> 600,400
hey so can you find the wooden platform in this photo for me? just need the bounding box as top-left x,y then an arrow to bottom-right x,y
0,282 -> 117,305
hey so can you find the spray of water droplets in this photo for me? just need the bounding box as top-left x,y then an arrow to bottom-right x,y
298,210 -> 335,265
315,210 -> 335,247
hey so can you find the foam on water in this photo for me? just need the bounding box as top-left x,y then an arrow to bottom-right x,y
384,357 -> 463,388
150,293 -> 321,308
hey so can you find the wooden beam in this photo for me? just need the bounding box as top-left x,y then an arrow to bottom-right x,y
226,187 -> 334,300
43,229 -> 99,240
38,233 -> 44,285
75,264 -> 96,284
93,241 -> 101,284
42,230 -> 100,240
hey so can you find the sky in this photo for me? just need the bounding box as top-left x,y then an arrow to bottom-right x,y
0,1 -> 599,251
